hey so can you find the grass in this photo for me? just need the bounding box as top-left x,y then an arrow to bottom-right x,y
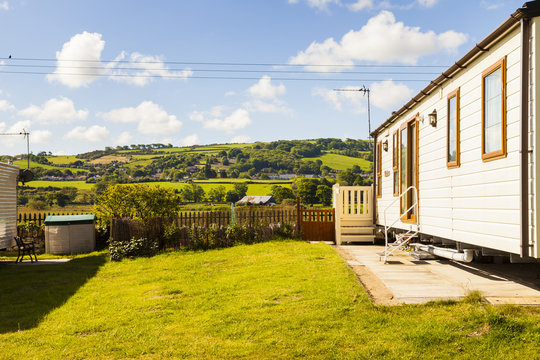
305,153 -> 372,171
0,241 -> 539,359
13,160 -> 87,173
25,180 -> 94,190
25,180 -> 290,196
45,155 -> 84,165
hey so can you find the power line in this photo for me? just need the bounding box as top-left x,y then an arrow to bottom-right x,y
0,70 -> 434,82
0,63 -> 442,75
0,56 -> 450,68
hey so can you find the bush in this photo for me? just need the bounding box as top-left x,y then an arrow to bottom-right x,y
109,237 -> 158,261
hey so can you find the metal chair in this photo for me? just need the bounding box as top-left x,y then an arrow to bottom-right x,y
14,236 -> 38,263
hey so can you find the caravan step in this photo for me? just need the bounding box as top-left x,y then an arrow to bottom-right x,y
340,234 -> 375,243
340,226 -> 375,235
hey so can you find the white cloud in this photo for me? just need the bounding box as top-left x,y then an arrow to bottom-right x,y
6,120 -> 30,133
417,0 -> 437,7
289,11 -> 468,69
0,99 -> 15,111
0,1 -> 9,11
314,80 -> 413,112
32,130 -> 52,144
243,99 -> 290,114
288,0 -> 340,10
370,80 -> 413,110
0,121 -> 30,147
480,1 -> 504,10
202,108 -> 252,133
115,131 -> 132,145
243,76 -> 290,113
47,31 -> 105,88
313,87 -> 366,113
100,101 -> 182,135
65,125 -> 109,142
248,76 -> 286,99
180,134 -> 200,146
230,135 -> 251,144
19,97 -> 88,123
106,51 -> 193,86
48,32 -> 192,88
347,0 -> 373,11
189,106 -> 225,122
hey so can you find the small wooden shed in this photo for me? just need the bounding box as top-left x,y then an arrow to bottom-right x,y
0,162 -> 19,250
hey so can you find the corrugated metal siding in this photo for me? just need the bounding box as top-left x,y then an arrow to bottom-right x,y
0,163 -> 19,249
376,27 -> 527,256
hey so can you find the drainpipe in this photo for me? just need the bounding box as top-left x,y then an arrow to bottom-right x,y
520,17 -> 531,258
372,134 -> 378,226
411,243 -> 474,263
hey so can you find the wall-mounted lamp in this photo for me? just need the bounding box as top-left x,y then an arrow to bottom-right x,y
416,114 -> 425,124
428,109 -> 437,127
383,139 -> 389,152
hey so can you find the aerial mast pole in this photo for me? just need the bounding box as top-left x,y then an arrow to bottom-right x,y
333,86 -> 372,149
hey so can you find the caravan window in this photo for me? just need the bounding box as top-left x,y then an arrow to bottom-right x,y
482,57 -> 507,161
447,88 -> 460,168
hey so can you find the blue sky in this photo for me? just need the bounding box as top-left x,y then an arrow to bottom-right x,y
0,0 -> 523,155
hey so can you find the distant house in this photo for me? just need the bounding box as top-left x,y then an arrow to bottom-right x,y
269,174 -> 296,180
0,162 -> 19,249
236,196 -> 276,206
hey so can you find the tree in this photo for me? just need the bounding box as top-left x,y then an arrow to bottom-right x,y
270,185 -> 295,204
233,182 -> 248,198
94,184 -> 181,225
180,183 -> 205,203
296,179 -> 318,205
225,190 -> 241,203
208,185 -> 226,202
316,185 -> 332,206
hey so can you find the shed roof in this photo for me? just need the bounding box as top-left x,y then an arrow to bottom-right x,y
236,196 -> 275,205
44,214 -> 96,226
371,1 -> 540,137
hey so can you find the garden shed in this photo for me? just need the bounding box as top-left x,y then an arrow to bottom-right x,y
44,214 -> 96,254
0,162 -> 19,250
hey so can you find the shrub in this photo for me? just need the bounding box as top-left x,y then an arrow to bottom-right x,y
109,237 -> 158,261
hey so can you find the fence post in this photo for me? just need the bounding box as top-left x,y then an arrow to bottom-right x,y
296,197 -> 302,238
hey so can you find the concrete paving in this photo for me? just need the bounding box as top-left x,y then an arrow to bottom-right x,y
2,258 -> 72,266
339,244 -> 540,305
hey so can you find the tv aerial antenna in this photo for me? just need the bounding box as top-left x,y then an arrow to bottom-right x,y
333,85 -> 372,145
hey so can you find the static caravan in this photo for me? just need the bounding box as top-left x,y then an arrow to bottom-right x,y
372,2 -> 540,260
0,162 -> 19,250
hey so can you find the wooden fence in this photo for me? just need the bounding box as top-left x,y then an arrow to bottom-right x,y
18,211 -> 92,225
110,206 -> 299,248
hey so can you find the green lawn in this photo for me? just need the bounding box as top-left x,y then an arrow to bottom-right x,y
305,153 -> 371,171
0,241 -> 538,359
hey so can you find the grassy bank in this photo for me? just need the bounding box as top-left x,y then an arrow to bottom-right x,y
0,241 -> 538,359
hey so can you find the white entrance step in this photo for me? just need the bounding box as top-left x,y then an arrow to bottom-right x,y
340,234 -> 375,243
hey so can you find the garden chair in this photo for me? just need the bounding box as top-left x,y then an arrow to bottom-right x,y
14,236 -> 38,263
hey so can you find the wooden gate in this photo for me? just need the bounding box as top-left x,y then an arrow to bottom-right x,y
297,199 -> 335,242
332,185 -> 374,244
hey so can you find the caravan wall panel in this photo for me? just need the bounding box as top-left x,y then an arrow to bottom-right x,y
0,163 -> 19,249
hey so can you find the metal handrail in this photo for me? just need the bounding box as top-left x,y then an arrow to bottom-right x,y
382,185 -> 418,263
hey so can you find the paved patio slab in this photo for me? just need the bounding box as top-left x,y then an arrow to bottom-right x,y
338,245 -> 540,305
1,259 -> 72,266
